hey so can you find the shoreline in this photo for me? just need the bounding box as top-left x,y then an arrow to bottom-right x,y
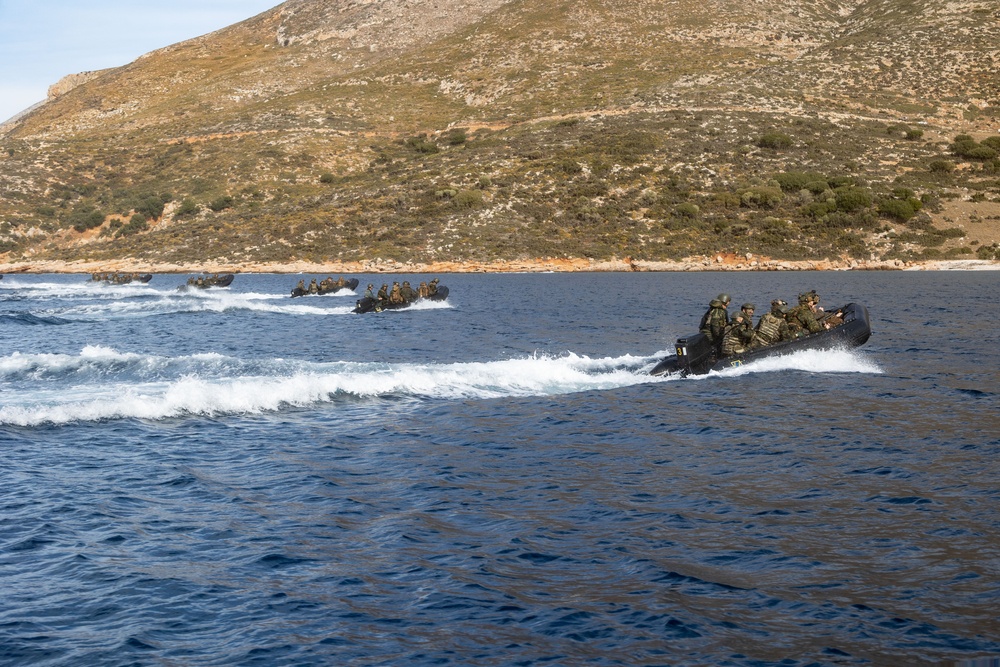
1,256 -> 997,274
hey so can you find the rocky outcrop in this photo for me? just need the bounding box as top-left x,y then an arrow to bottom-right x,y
47,70 -> 114,100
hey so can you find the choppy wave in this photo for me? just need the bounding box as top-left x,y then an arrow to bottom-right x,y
0,348 -> 663,426
0,311 -> 74,326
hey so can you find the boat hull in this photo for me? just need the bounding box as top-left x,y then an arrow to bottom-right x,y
651,303 -> 871,376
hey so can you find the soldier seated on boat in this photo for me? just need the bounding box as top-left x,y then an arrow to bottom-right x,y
389,282 -> 404,304
336,276 -> 347,288
720,311 -> 754,357
308,279 -> 320,294
752,300 -> 794,349
427,278 -> 440,296
787,293 -> 826,336
364,283 -> 376,300
400,281 -> 418,302
418,281 -> 430,298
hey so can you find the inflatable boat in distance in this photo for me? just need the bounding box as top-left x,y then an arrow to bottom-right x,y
650,303 -> 871,377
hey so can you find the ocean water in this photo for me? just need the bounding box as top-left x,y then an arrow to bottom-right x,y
0,271 -> 997,666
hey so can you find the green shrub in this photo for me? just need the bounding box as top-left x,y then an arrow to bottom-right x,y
982,136 -> 1000,151
175,198 -> 200,217
834,187 -> 872,213
756,132 -> 793,149
69,205 -> 105,232
208,195 -> 234,212
774,171 -> 826,192
739,186 -> 784,209
134,194 -> 166,220
929,159 -> 955,173
976,243 -> 1000,260
904,128 -> 924,141
953,140 -> 998,160
674,202 -> 700,218
452,190 -> 483,209
446,129 -> 467,145
878,198 -> 918,222
406,135 -> 439,154
828,176 -> 856,188
802,201 -> 836,218
116,214 -> 149,237
954,134 -> 974,143
558,159 -> 583,174
319,173 -> 335,184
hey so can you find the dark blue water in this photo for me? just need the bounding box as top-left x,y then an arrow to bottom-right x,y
1,271 -> 998,666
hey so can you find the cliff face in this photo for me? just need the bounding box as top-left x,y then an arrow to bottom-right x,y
0,0 -> 998,268
47,70 -> 114,100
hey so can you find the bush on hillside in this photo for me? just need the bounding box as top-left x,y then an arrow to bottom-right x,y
756,132 -> 793,149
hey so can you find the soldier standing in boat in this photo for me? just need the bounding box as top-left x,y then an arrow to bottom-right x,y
699,293 -> 731,355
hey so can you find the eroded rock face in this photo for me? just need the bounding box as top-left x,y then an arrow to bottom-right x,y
47,70 -> 112,100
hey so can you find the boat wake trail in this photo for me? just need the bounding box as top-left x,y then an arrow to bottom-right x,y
0,348 -> 666,426
705,348 -> 883,378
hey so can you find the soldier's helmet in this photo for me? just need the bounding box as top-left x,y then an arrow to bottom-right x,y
403,281 -> 410,286
717,293 -> 731,304
771,299 -> 786,309
798,293 -> 811,304
431,278 -> 439,284
742,303 -> 755,311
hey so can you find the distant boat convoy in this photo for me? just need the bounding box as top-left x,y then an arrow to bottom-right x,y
72,273 -> 452,313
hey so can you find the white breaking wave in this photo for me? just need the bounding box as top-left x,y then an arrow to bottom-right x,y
0,348 -> 666,426
705,347 -> 882,378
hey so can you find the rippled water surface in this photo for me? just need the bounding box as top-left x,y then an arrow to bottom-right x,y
1,271 -> 998,666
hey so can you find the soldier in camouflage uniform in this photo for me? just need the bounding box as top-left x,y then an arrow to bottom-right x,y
699,293 -> 731,355
787,293 -> 826,336
400,281 -> 418,302
752,299 -> 793,348
720,311 -> 754,357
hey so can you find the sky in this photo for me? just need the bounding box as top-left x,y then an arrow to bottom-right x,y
0,0 -> 282,123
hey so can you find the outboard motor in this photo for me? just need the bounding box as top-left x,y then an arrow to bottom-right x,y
674,333 -> 715,376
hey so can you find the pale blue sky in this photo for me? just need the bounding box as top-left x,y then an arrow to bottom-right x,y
0,0 -> 281,123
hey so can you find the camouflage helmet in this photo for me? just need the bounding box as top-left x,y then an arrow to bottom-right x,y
798,293 -> 812,304
741,303 -> 755,311
771,298 -> 786,309
717,293 -> 731,304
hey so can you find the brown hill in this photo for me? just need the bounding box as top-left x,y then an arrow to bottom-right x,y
1,0 -> 998,270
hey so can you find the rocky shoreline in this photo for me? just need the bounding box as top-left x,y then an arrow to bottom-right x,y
0,255 -> 997,274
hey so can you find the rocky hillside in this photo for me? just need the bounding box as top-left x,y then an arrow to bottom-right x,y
1,0 -> 998,270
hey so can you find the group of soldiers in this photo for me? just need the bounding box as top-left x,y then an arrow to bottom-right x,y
295,276 -> 351,295
699,291 -> 845,358
186,274 -> 225,288
90,272 -> 145,284
364,278 -> 441,306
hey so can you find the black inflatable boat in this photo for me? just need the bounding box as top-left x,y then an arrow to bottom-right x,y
651,303 -> 871,377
